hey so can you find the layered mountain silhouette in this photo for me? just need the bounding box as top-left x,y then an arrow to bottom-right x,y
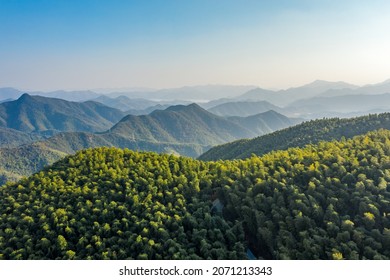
238,80 -> 358,106
289,93 -> 390,117
207,101 -> 281,117
92,95 -> 161,112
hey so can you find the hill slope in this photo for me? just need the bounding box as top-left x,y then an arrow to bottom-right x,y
0,127 -> 50,148
228,110 -> 299,135
199,113 -> 390,160
111,103 -> 254,145
1,130 -> 390,259
0,94 -> 125,133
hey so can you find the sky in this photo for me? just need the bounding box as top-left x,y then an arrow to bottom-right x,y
1,0 -> 390,91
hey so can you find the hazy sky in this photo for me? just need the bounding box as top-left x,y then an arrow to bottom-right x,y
1,0 -> 390,91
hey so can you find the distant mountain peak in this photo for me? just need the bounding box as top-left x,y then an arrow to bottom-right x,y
301,80 -> 356,89
20,92 -> 30,97
164,103 -> 203,112
376,78 -> 390,85
18,93 -> 33,101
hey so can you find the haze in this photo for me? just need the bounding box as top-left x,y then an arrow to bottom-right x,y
1,0 -> 390,91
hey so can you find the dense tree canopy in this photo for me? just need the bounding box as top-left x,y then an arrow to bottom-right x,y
1,130 -> 390,259
199,112 -> 390,160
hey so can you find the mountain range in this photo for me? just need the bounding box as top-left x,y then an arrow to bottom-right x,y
3,77 -> 390,184
207,101 -> 281,117
0,85 -> 256,103
288,93 -> 390,118
2,79 -> 390,260
235,80 -> 359,106
0,98 -> 298,184
2,78 -> 390,119
0,94 -> 125,133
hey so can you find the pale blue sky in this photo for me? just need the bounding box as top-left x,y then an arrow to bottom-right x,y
1,0 -> 390,91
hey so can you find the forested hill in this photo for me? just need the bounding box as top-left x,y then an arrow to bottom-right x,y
1,130 -> 390,259
110,103 -> 300,146
0,94 -> 125,133
110,103 -> 254,145
0,127 -> 46,148
199,113 -> 390,161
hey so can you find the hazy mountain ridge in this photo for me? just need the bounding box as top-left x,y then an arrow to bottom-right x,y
92,95 -> 162,112
228,110 -> 300,135
238,80 -> 359,106
0,85 -> 256,102
290,93 -> 390,115
208,101 -> 281,117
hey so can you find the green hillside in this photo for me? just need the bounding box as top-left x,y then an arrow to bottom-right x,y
0,143 -> 67,183
111,103 -> 255,145
1,130 -> 390,259
0,94 -> 125,133
0,127 -> 48,148
199,113 -> 390,161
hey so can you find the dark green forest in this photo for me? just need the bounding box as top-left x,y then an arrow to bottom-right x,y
200,112 -> 390,160
1,130 -> 390,259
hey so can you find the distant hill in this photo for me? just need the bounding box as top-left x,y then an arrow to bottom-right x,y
289,93 -> 390,118
0,98 -> 14,104
0,87 -> 23,100
93,95 -> 180,115
106,85 -> 256,101
199,112 -> 390,160
33,90 -> 101,102
0,127 -> 54,148
228,110 -> 301,135
237,88 -> 279,104
0,87 -> 101,102
0,94 -> 125,133
238,80 -> 358,106
208,101 -> 281,117
318,78 -> 390,98
110,103 -> 255,146
92,95 -> 160,111
125,104 -> 171,116
111,103 -> 299,146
